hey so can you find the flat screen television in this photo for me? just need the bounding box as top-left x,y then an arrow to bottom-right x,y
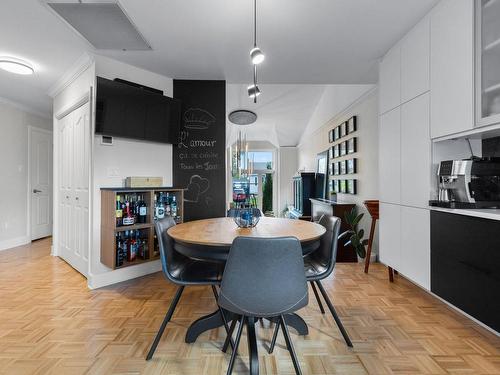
95,76 -> 181,144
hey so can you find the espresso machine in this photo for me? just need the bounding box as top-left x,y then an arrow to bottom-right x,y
431,158 -> 500,208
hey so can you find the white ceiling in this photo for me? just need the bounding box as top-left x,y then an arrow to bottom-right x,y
0,0 -> 439,120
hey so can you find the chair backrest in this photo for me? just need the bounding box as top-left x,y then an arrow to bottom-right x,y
154,216 -> 180,283
311,214 -> 342,278
218,236 -> 308,317
227,208 -> 262,218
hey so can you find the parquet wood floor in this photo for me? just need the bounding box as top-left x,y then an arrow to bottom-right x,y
0,238 -> 499,375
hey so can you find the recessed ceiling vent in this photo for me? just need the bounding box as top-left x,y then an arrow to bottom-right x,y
47,2 -> 151,50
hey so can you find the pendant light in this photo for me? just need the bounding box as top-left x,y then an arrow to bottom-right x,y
248,0 -> 264,103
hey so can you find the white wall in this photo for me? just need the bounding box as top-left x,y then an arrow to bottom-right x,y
0,100 -> 51,250
297,88 -> 380,255
91,55 -> 173,278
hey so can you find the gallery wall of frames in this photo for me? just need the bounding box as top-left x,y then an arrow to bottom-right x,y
328,116 -> 357,195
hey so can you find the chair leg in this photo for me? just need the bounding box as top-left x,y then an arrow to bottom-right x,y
246,317 -> 259,375
146,285 -> 185,360
226,316 -> 244,375
388,267 -> 394,282
268,317 -> 280,354
315,281 -> 353,348
223,318 -> 238,353
364,218 -> 377,273
280,315 -> 302,375
211,285 -> 235,352
310,281 -> 325,314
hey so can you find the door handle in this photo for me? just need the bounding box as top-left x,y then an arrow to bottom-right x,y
33,189 -> 42,193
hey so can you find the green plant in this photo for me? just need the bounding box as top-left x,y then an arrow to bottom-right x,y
341,207 -> 369,259
262,174 -> 273,213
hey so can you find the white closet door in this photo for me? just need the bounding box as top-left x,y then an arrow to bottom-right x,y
58,101 -> 90,277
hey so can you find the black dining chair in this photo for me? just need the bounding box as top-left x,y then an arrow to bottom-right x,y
304,214 -> 352,347
227,208 -> 262,218
218,236 -> 308,375
267,214 -> 352,350
146,217 -> 233,360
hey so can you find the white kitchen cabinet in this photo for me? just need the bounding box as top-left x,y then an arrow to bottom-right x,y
430,0 -> 474,139
401,16 -> 430,103
400,206 -> 430,290
401,93 -> 431,208
379,44 -> 401,115
379,107 -> 401,204
379,203 -> 401,270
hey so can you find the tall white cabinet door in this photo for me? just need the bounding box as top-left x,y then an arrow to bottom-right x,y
401,93 -> 431,208
400,207 -> 430,290
401,16 -> 430,103
379,203 -> 401,270
379,107 -> 401,204
430,0 -> 474,139
379,44 -> 401,114
58,101 -> 90,278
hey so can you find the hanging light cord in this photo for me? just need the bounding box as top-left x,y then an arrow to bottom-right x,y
254,0 -> 257,47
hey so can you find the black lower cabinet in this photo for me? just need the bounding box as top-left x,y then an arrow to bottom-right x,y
431,211 -> 500,332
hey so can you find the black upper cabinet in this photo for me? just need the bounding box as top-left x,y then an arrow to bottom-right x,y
95,76 -> 181,144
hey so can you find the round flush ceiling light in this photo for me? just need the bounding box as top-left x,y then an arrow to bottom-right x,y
0,57 -> 34,75
228,110 -> 257,125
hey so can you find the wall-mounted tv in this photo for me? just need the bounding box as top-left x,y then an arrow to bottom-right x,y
95,76 -> 181,144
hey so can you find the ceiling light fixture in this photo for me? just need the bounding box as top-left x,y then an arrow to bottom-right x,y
0,57 -> 34,75
248,0 -> 264,103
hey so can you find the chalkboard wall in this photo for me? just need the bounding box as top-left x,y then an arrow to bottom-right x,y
173,80 -> 226,221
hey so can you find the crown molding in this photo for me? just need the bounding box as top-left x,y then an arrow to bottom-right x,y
0,96 -> 51,120
47,52 -> 94,98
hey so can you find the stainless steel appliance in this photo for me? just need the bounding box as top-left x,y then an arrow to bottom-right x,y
431,158 -> 500,208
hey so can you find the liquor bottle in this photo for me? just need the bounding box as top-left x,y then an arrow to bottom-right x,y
128,230 -> 137,262
116,195 -> 123,227
165,193 -> 171,216
138,195 -> 147,223
171,195 -> 177,218
155,193 -> 165,219
136,230 -> 144,259
133,195 -> 139,222
123,230 -> 130,263
116,233 -> 123,267
122,198 -> 135,225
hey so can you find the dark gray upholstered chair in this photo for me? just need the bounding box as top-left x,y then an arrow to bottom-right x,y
303,214 -> 352,347
146,217 -> 232,360
219,236 -> 308,375
227,208 -> 262,218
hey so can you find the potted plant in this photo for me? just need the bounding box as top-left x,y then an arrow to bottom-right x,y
341,207 -> 368,261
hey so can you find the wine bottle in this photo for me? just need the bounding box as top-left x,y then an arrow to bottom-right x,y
156,193 -> 165,219
139,195 -> 147,223
116,195 -> 123,227
128,230 -> 137,262
122,197 -> 135,226
171,195 -> 177,218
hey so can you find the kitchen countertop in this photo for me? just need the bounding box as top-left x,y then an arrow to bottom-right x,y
429,206 -> 500,221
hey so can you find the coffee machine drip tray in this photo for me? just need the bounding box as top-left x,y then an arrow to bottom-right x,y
429,200 -> 477,209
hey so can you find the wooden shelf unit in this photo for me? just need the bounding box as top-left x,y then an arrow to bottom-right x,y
100,187 -> 184,269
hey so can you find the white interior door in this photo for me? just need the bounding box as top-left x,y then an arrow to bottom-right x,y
30,127 -> 53,240
58,101 -> 90,277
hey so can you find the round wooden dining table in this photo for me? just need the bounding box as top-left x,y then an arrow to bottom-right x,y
167,217 -> 326,346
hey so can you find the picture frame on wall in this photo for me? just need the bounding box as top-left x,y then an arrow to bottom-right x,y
347,158 -> 357,174
347,116 -> 357,134
334,144 -> 339,158
328,129 -> 334,143
340,160 -> 347,175
340,141 -> 347,156
339,180 -> 347,193
333,127 -> 340,141
333,162 -> 340,175
340,122 -> 347,137
347,179 -> 357,194
347,137 -> 357,154
332,179 -> 339,193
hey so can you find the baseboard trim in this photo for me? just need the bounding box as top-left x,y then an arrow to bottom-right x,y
0,236 -> 30,252
87,260 -> 162,289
